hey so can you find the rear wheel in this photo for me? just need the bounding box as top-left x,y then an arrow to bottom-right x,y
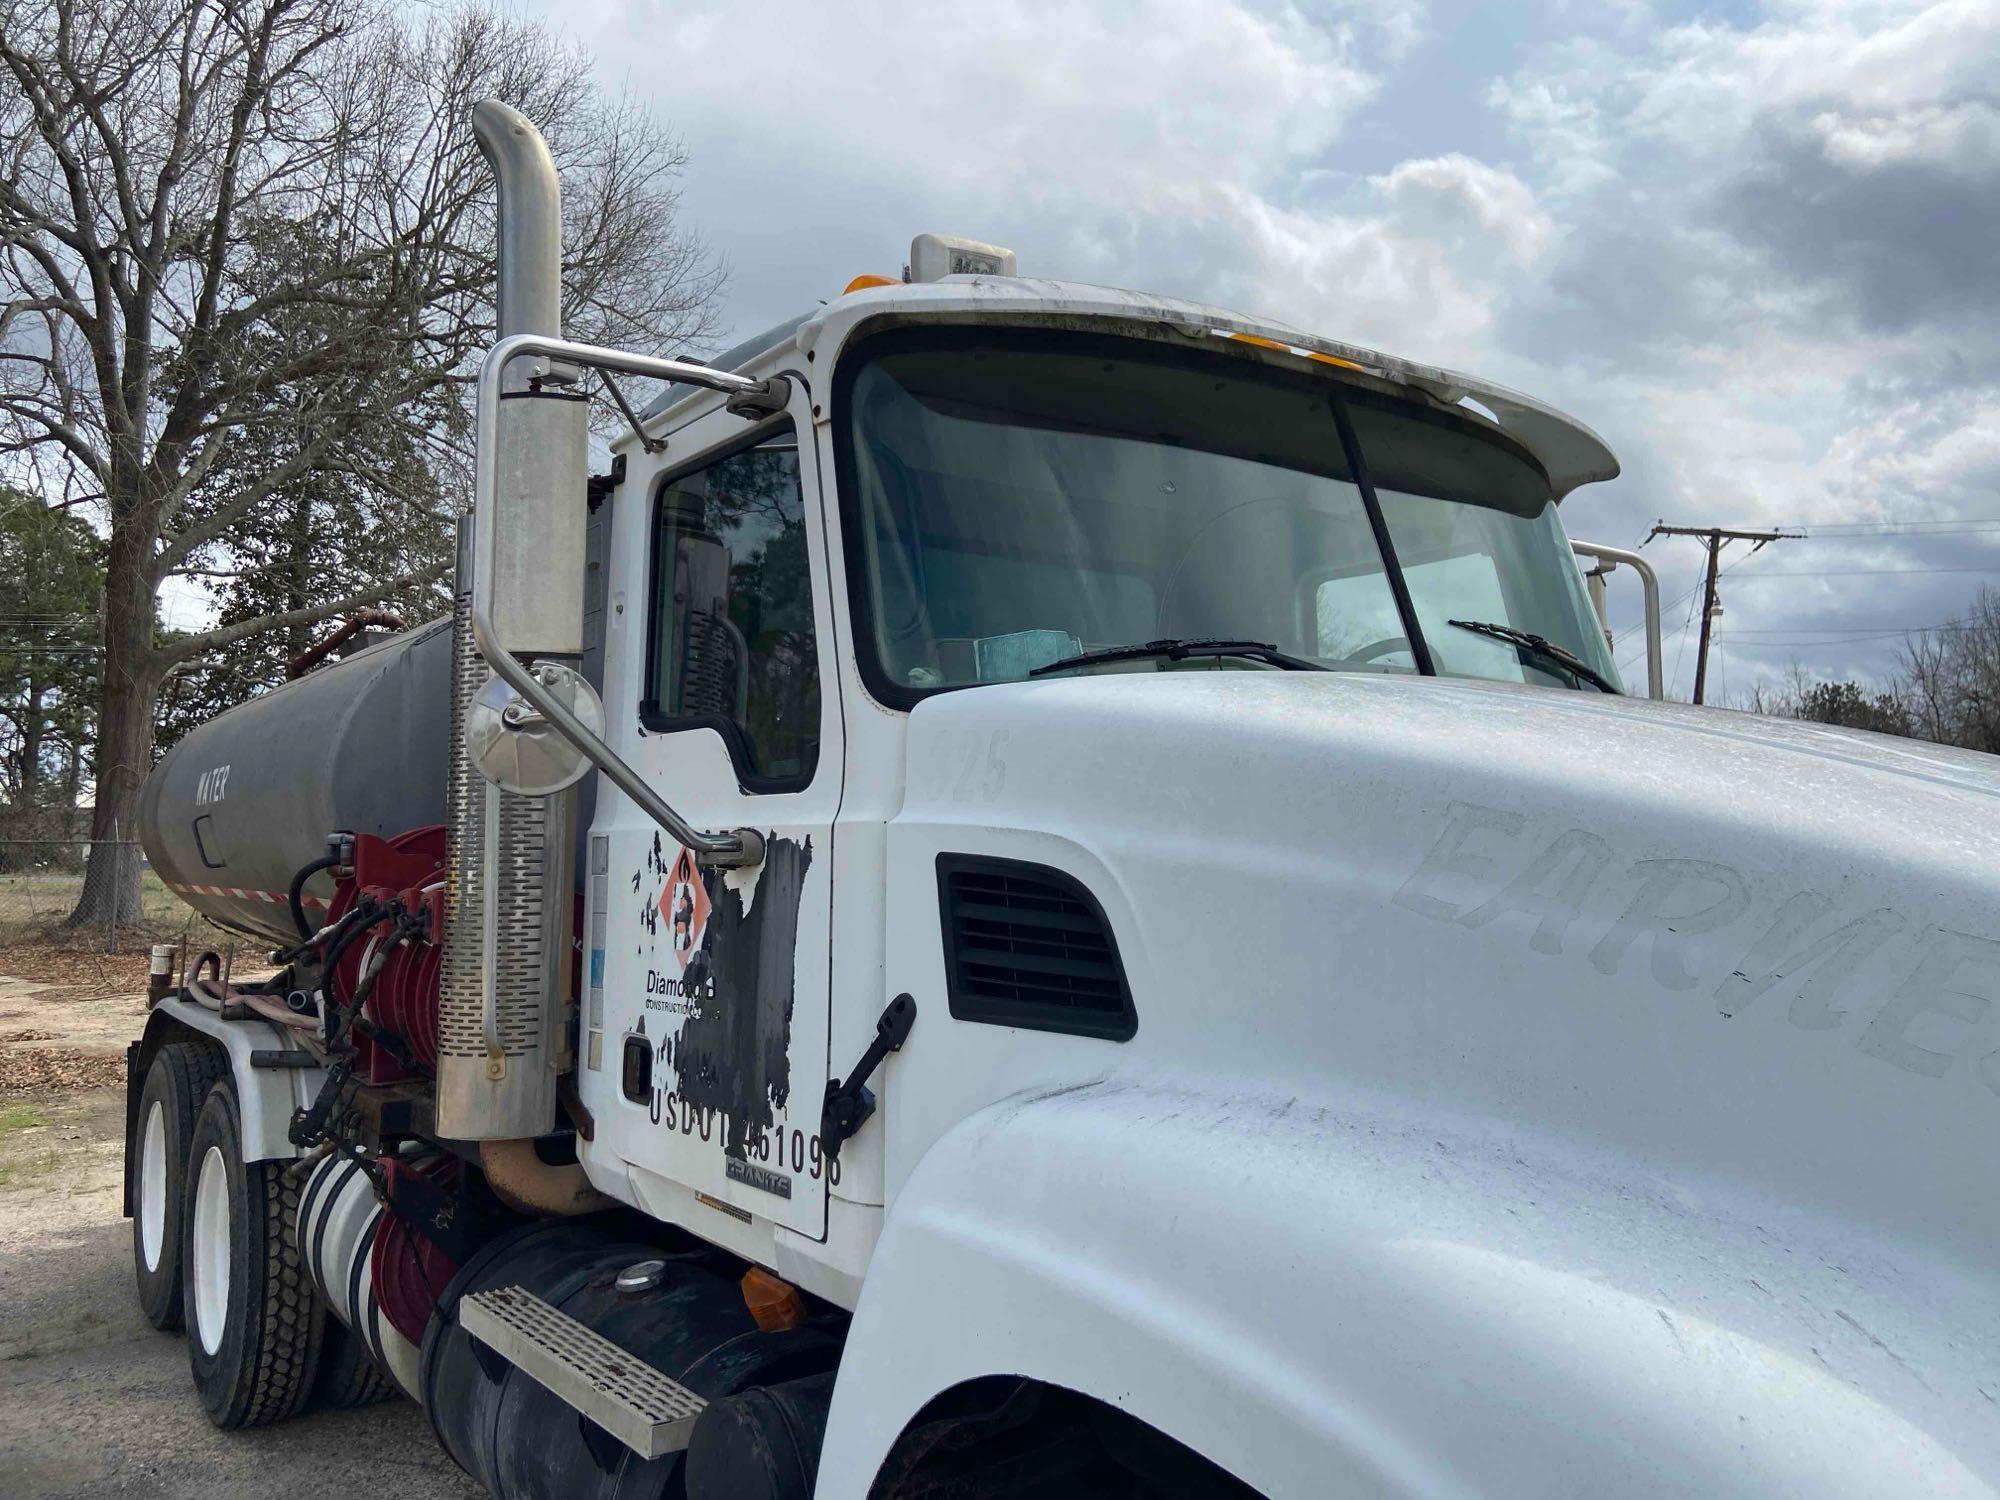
182,1081 -> 324,1427
131,1041 -> 226,1330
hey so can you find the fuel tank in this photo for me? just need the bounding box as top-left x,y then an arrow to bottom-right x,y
139,619 -> 452,944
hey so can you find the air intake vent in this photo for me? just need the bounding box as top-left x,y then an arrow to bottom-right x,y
937,856 -> 1136,1041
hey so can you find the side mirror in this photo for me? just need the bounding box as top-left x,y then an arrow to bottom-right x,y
465,661 -> 605,796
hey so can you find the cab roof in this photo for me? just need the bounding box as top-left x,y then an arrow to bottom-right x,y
636,275 -> 1620,500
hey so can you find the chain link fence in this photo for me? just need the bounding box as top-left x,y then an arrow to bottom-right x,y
0,839 -> 197,954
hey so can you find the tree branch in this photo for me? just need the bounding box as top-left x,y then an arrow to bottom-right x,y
151,425 -> 347,574
156,555 -> 450,666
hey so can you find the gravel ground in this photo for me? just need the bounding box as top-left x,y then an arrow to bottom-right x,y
0,970 -> 479,1500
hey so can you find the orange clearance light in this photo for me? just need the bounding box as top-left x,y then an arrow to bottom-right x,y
741,1266 -> 807,1332
843,273 -> 898,294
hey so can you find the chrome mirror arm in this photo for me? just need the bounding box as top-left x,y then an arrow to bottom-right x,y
1572,539 -> 1663,699
468,606 -> 763,869
474,332 -> 775,868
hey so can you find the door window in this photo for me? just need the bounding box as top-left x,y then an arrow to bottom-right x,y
646,424 -> 820,789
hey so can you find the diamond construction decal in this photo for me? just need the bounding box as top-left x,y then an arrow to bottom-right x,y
661,845 -> 711,975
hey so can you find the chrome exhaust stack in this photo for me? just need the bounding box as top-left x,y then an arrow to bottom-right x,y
436,100 -> 588,1141
442,100 -> 780,1145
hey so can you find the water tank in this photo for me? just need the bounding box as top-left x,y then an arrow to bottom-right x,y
139,619 -> 452,946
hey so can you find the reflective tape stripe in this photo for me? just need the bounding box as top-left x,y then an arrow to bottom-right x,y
163,879 -> 327,909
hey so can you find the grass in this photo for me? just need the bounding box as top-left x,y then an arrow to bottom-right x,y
0,1097 -> 89,1189
0,866 -> 195,948
0,1103 -> 48,1134
0,1102 -> 56,1188
0,1148 -> 65,1188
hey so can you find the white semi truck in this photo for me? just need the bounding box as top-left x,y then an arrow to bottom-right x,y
123,100 -> 1999,1498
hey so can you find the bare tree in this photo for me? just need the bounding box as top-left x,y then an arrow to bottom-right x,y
1897,588 -> 2000,755
1742,588 -> 2000,755
0,0 -> 721,922
1739,660 -> 1910,735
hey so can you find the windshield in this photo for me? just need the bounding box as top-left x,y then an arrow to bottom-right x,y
835,329 -> 1619,702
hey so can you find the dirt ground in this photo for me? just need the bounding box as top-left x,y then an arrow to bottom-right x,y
0,959 -> 479,1499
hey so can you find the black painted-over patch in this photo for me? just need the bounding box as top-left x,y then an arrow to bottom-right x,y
665,835 -> 814,1159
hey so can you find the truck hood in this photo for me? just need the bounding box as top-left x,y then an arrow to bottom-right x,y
901,669 -> 2000,1247
890,670 -> 2000,1491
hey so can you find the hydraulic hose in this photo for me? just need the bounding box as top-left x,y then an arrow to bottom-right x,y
315,900 -> 384,1043
288,853 -> 342,942
184,978 -> 318,1031
275,899 -> 374,965
337,927 -> 405,1038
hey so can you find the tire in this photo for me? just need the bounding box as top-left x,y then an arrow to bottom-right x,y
312,1319 -> 398,1409
131,1041 -> 227,1331
182,1080 -> 325,1428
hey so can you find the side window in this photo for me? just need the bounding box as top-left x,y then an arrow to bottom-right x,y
646,424 -> 820,788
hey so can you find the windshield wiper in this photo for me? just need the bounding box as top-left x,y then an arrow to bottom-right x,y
1028,638 -> 1328,677
1447,620 -> 1619,694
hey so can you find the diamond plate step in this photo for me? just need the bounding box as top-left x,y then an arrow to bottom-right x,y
459,1285 -> 706,1457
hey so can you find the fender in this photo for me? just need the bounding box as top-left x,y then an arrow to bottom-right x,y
129,997 -> 324,1168
815,1078 -> 1999,1500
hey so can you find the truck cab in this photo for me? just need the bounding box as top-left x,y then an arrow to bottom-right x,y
575,271 -> 1631,1297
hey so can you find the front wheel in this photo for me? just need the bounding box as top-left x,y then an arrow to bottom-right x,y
182,1081 -> 324,1428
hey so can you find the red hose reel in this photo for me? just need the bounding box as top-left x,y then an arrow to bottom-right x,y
322,825 -> 447,1084
372,1153 -> 461,1345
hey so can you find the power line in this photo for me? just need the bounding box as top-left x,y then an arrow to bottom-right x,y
1646,522 -> 1803,704
1606,522 -> 2000,684
1720,640 -> 1920,652
1723,566 -> 2000,579
1613,548 -> 1769,648
1669,575 -> 1701,694
1721,621 -> 1971,636
1782,519 -> 2000,535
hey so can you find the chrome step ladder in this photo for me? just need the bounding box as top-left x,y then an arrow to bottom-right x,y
458,1285 -> 707,1457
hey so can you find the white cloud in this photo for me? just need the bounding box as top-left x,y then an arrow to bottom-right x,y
1370,154 -> 1553,267
548,0 -> 1532,364
1220,186 -> 1498,350
1485,75 -> 1617,195
1196,156 -> 1551,363
1809,101 -> 2000,173
576,0 -> 1378,206
1625,0 -> 2000,148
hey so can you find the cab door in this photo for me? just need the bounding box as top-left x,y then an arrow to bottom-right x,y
586,375 -> 841,1240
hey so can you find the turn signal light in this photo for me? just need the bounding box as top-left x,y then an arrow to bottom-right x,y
741,1266 -> 806,1332
1226,330 -> 1367,374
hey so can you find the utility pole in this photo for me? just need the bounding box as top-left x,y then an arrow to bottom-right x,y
1645,522 -> 1802,704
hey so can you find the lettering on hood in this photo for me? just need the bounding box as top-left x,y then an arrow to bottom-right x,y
1397,800 -> 2000,1097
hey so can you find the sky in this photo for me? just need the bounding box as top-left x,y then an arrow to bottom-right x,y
527,0 -> 2000,702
